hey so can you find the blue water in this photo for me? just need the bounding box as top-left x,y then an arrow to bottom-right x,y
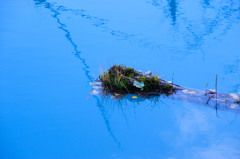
1,0 -> 240,158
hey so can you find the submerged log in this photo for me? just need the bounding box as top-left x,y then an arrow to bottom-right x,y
91,65 -> 240,112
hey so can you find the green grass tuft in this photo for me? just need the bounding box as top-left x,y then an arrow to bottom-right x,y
100,65 -> 174,94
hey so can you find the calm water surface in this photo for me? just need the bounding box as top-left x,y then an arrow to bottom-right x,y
1,0 -> 240,158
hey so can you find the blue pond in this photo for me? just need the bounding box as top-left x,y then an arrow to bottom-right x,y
1,0 -> 240,158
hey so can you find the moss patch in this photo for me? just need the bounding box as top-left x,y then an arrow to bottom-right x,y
100,65 -> 175,94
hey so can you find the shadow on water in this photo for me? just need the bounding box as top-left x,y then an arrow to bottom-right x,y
33,0 -> 121,148
148,0 -> 240,49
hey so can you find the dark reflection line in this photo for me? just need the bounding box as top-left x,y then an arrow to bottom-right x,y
215,75 -> 220,118
35,0 -> 93,81
94,96 -> 122,148
33,0 -> 121,148
186,2 -> 240,48
38,2 -> 163,49
169,0 -> 177,25
184,1 -> 240,48
148,0 -> 240,49
149,0 -> 178,25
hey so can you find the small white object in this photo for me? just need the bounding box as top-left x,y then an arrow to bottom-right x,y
93,86 -> 103,89
94,82 -> 102,85
133,80 -> 144,89
145,71 -> 152,75
182,90 -> 196,95
230,104 -> 237,109
230,93 -> 239,100
91,90 -> 100,95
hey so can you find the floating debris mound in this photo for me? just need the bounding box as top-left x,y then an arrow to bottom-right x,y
93,65 -> 240,112
100,65 -> 179,94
